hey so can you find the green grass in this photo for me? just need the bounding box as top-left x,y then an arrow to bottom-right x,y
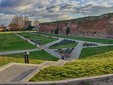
19,33 -> 57,45
49,42 -> 78,49
0,50 -> 59,66
30,51 -> 113,82
0,33 -> 36,52
37,32 -> 113,44
0,56 -> 43,66
79,46 -> 113,59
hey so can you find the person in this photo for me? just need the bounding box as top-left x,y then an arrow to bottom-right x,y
87,43 -> 89,47
62,55 -> 64,60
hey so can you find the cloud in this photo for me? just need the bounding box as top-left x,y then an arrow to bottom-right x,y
0,14 -> 14,25
76,4 -> 113,16
0,0 -> 113,25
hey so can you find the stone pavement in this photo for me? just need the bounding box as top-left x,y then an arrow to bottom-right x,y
15,33 -> 63,59
0,60 -> 67,83
44,48 -> 62,59
43,38 -> 64,48
15,33 -> 41,48
0,63 -> 38,82
0,48 -> 39,55
70,42 -> 84,59
23,32 -> 113,60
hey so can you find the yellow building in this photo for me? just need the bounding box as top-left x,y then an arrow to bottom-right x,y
0,25 -> 5,31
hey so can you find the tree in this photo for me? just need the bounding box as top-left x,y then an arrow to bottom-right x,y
66,27 -> 70,35
25,25 -> 34,30
9,23 -> 18,31
55,27 -> 59,34
51,30 -> 53,34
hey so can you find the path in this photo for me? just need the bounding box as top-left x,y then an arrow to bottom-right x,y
0,63 -> 38,82
0,48 -> 39,55
15,33 -> 63,59
70,42 -> 83,59
26,32 -> 113,60
0,60 -> 67,82
1,32 -> 113,62
15,33 -> 41,48
15,33 -> 113,60
42,38 -> 64,59
43,38 -> 64,48
0,32 -> 113,83
44,48 -> 62,59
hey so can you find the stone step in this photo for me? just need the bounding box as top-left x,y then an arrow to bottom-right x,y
0,60 -> 67,82
0,63 -> 38,82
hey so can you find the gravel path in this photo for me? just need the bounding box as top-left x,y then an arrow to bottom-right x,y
70,42 -> 83,59
15,33 -> 41,48
0,48 -> 39,55
0,64 -> 38,82
44,48 -> 62,59
43,38 -> 64,48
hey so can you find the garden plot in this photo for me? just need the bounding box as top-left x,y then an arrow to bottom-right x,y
19,33 -> 57,45
49,39 -> 78,49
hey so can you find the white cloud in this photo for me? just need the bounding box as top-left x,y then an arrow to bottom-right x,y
0,0 -> 113,25
0,14 -> 14,25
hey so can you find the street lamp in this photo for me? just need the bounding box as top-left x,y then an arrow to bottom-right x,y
24,51 -> 29,63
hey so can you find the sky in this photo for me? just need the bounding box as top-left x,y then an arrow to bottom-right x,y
0,0 -> 113,25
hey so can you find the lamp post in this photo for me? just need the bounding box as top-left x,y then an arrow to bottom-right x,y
24,51 -> 29,63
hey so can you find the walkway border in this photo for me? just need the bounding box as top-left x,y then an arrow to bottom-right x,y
1,73 -> 113,85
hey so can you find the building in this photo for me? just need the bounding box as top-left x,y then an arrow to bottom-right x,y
0,24 -> 6,31
33,20 -> 39,26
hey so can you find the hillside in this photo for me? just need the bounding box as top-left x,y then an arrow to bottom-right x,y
39,13 -> 113,38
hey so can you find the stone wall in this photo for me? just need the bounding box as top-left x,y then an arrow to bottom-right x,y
2,74 -> 113,85
39,13 -> 113,39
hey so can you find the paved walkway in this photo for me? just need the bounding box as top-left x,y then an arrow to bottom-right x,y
15,33 -> 41,48
0,63 -> 38,82
0,60 -> 67,82
42,38 -> 64,59
15,33 -> 63,59
44,48 -> 62,59
0,48 -> 39,55
25,33 -> 113,59
70,42 -> 84,59
14,33 -> 113,60
43,38 -> 64,48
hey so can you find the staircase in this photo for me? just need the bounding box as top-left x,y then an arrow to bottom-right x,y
0,60 -> 67,83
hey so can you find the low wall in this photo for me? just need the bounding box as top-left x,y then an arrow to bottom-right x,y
1,74 -> 113,85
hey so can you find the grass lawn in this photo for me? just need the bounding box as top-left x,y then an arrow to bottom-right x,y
19,33 -> 57,45
30,51 -> 113,82
0,50 -> 59,67
37,32 -> 113,44
79,46 -> 113,59
0,33 -> 36,52
49,42 -> 78,49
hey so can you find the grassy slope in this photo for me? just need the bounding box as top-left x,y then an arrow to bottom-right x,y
38,32 -> 113,44
49,42 -> 78,49
19,33 -> 57,45
0,50 -> 59,66
0,33 -> 36,52
79,46 -> 113,59
30,51 -> 113,81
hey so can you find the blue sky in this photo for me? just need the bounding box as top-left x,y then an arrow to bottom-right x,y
0,0 -> 113,25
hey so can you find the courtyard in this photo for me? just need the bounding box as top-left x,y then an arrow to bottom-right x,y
0,31 -> 113,83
